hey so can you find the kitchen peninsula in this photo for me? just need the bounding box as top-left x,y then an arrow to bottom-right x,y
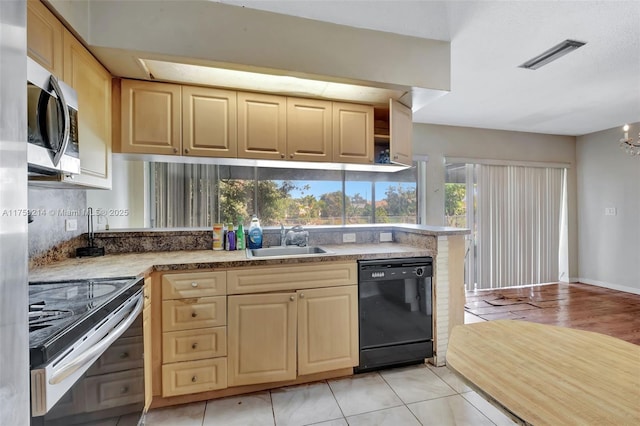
30,224 -> 468,409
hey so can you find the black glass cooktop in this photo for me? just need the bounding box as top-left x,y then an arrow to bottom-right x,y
29,276 -> 143,367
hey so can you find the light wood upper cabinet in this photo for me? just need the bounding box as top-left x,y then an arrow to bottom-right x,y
62,30 -> 112,189
287,97 -> 332,162
297,285 -> 359,376
332,102 -> 374,164
183,86 -> 237,158
389,99 -> 413,167
227,292 -> 297,386
238,92 -> 287,160
120,80 -> 182,155
27,0 -> 63,77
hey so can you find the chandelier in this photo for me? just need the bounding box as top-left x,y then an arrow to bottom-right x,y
620,124 -> 640,156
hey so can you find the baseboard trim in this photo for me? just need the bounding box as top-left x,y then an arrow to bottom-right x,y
577,278 -> 640,295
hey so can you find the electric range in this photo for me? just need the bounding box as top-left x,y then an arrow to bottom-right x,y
28,276 -> 144,417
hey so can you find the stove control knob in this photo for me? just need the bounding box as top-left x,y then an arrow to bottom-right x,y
191,282 -> 198,287
415,267 -> 425,277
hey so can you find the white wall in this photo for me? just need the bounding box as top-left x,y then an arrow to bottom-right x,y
413,123 -> 578,280
87,157 -> 147,229
576,123 -> 640,294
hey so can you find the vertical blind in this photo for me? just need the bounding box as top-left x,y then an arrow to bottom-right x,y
476,164 -> 565,289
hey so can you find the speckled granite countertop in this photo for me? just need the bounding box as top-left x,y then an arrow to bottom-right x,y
29,243 -> 433,282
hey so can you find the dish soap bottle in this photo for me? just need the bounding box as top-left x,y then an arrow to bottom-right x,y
226,224 -> 236,251
236,218 -> 245,250
248,215 -> 263,249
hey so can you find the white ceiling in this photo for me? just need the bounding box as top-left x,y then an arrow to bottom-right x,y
218,0 -> 640,136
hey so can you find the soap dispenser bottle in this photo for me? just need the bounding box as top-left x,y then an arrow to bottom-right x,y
236,218 -> 245,250
247,215 -> 263,249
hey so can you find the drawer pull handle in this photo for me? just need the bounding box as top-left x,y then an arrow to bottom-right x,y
120,386 -> 129,394
191,282 -> 198,287
192,342 -> 198,349
119,352 -> 129,359
191,312 -> 198,318
289,296 -> 295,302
191,376 -> 197,382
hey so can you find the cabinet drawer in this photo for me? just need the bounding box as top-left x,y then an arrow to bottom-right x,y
162,296 -> 226,331
83,368 -> 144,412
162,271 -> 226,300
162,358 -> 227,397
163,327 -> 227,363
86,335 -> 143,376
227,261 -> 357,294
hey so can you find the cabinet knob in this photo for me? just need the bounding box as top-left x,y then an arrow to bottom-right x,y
185,148 -> 190,154
191,376 -> 197,383
289,154 -> 293,159
289,296 -> 295,302
191,312 -> 198,318
173,147 -> 178,153
299,293 -> 304,299
119,352 -> 129,359
280,154 -> 285,159
120,386 -> 129,394
192,342 -> 198,350
191,281 -> 198,287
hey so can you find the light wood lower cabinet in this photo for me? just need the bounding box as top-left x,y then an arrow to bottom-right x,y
150,263 -> 359,405
162,358 -> 227,397
162,296 -> 226,331
163,327 -> 226,363
227,292 -> 298,386
297,285 -> 359,375
227,285 -> 358,387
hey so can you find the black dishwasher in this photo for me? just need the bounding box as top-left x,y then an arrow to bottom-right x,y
356,257 -> 433,372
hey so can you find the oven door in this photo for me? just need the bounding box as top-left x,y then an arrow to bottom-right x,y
30,290 -> 143,417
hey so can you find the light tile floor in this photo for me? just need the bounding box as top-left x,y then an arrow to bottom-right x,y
143,362 -> 516,426
91,312 -> 492,426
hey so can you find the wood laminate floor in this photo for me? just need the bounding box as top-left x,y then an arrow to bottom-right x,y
465,282 -> 640,345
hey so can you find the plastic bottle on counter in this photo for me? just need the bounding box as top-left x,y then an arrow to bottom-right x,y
236,219 -> 245,250
212,223 -> 223,250
226,224 -> 236,251
247,215 -> 263,249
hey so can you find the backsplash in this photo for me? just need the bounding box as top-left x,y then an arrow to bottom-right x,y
28,188 -> 87,263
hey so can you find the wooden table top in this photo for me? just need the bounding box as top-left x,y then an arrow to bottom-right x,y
447,320 -> 640,426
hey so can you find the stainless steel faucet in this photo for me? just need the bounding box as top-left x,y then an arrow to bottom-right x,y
285,225 -> 309,247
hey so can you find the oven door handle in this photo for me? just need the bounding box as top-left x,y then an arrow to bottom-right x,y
48,294 -> 143,385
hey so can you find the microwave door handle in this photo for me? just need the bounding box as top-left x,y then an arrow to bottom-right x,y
48,294 -> 143,385
48,75 -> 70,167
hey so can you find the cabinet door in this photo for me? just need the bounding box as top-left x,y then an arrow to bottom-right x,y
62,30 -> 112,189
389,99 -> 413,167
120,80 -> 181,155
287,97 -> 332,162
27,0 -> 63,77
332,102 -> 374,164
297,285 -> 359,375
227,293 -> 297,386
238,92 -> 286,160
183,86 -> 237,157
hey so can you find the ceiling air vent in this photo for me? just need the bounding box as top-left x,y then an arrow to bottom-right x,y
519,39 -> 586,70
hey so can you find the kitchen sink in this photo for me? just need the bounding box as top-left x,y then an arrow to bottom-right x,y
246,246 -> 332,258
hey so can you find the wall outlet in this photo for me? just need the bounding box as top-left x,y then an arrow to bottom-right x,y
380,232 -> 393,242
342,233 -> 356,243
65,219 -> 77,231
605,207 -> 617,216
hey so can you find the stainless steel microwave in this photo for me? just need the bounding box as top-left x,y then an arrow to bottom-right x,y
27,57 -> 80,176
